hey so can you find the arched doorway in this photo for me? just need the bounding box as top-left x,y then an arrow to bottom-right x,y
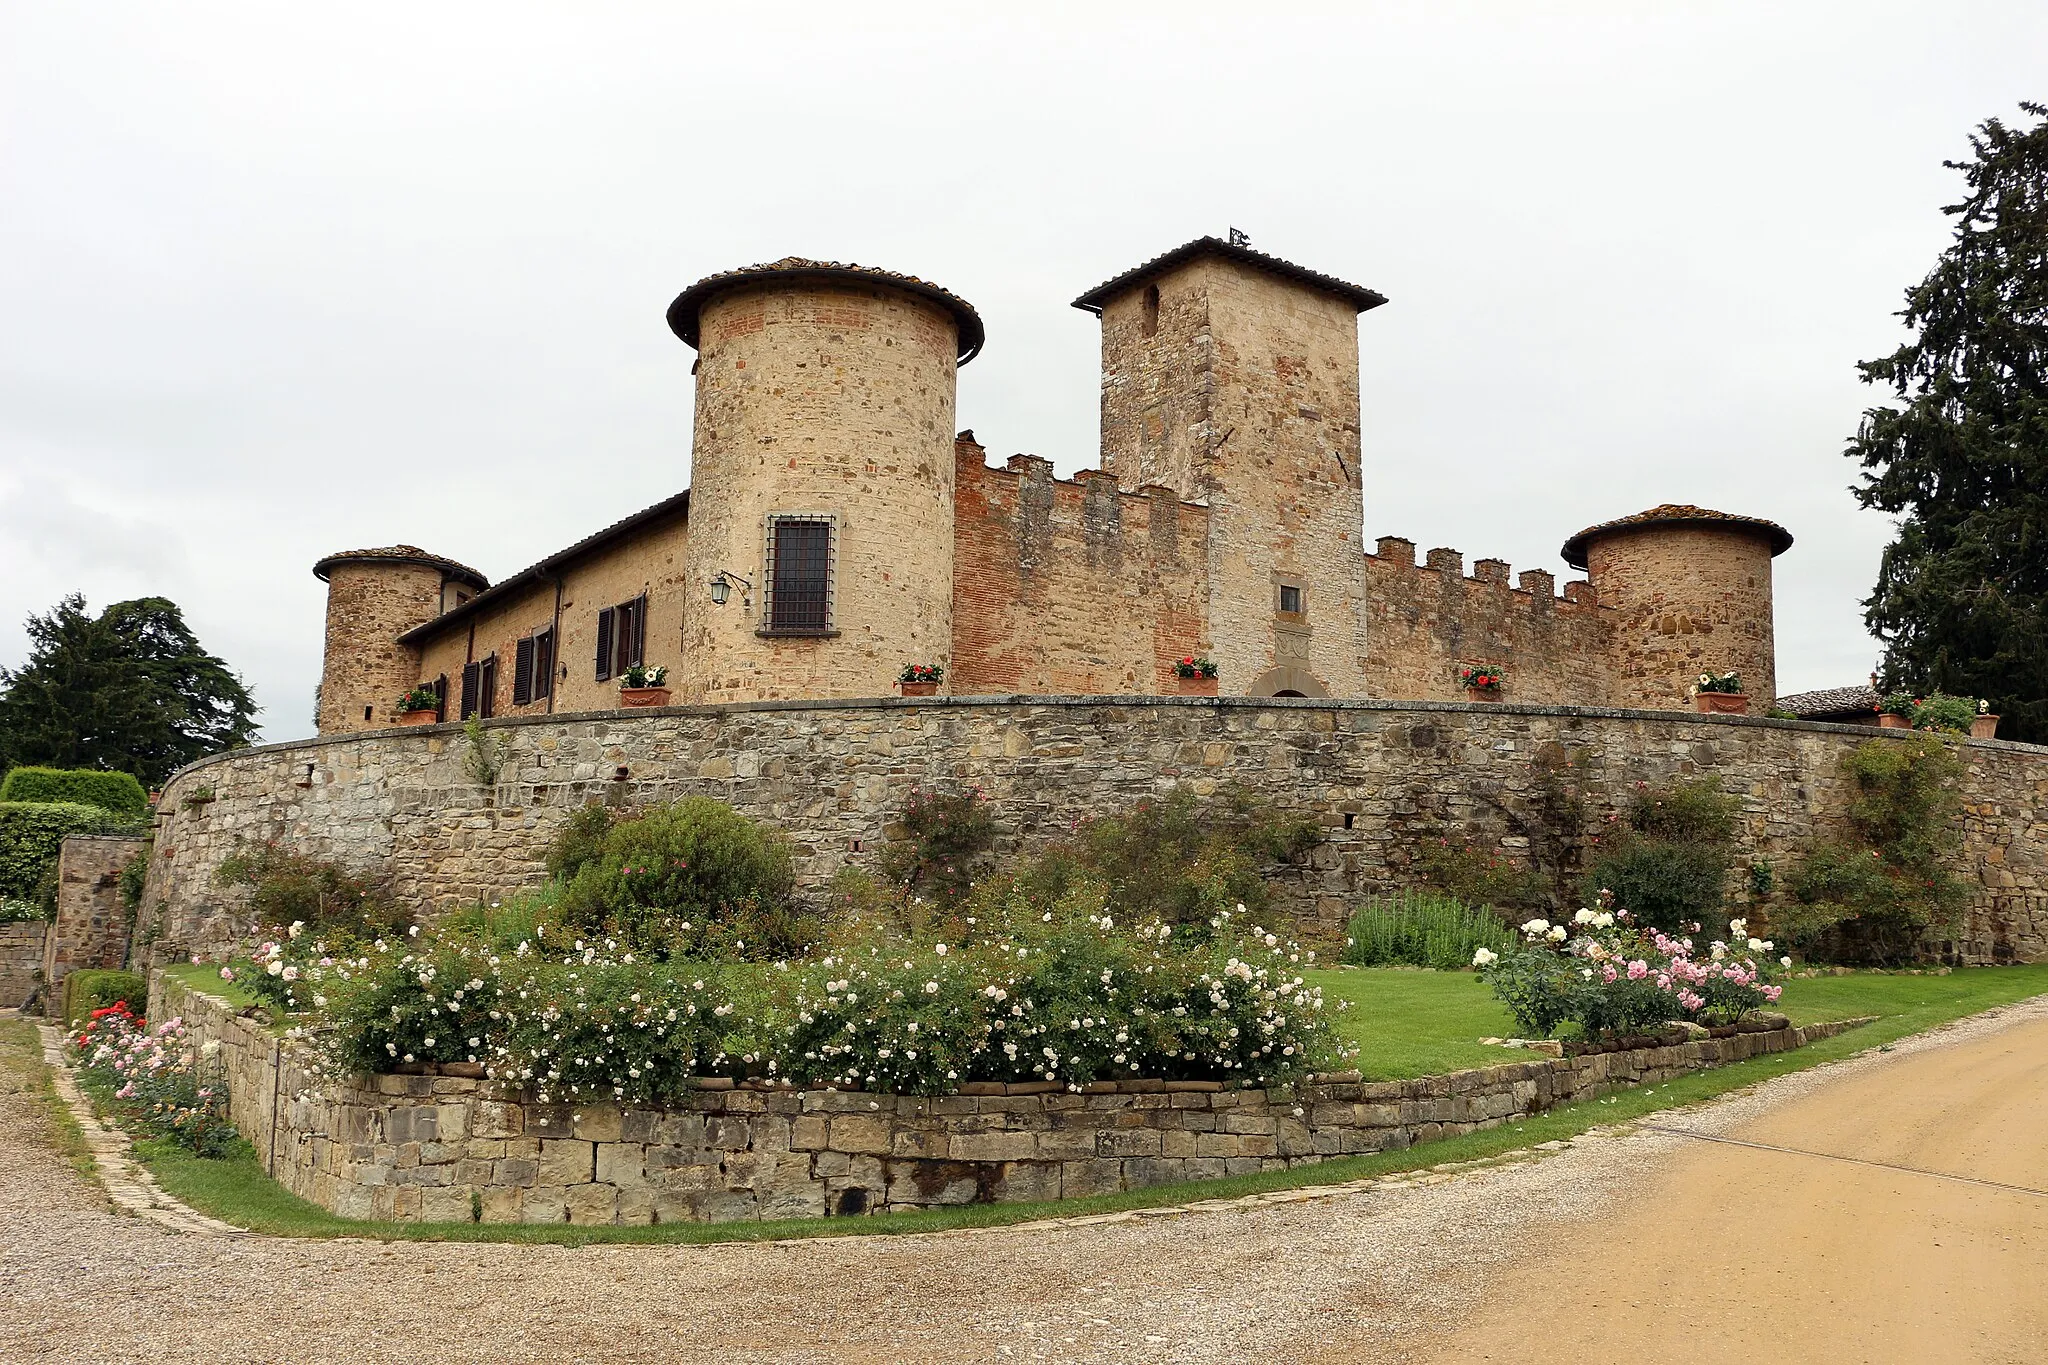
1247,667 -> 1329,698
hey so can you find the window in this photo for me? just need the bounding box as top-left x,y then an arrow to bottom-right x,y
433,673 -> 448,723
459,661 -> 480,719
764,516 -> 834,634
513,627 -> 555,707
478,654 -> 497,719
1278,584 -> 1303,615
595,596 -> 647,680
1141,283 -> 1160,337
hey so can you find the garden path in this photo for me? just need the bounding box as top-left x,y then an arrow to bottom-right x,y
0,998 -> 2042,1365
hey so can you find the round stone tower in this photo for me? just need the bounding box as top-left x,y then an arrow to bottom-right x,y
1562,506 -> 1792,715
666,258 -> 982,703
312,547 -> 488,734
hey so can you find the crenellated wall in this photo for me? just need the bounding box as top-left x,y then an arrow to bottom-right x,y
1362,539 -> 1616,705
950,439 -> 1212,694
135,699 -> 2048,966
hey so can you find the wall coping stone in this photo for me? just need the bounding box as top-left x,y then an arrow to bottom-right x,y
162,694 -> 2047,788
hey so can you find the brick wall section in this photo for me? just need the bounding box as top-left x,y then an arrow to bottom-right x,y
949,439 -> 1211,694
679,281 -> 958,704
0,922 -> 47,1010
1585,525 -> 1778,714
153,972 -> 1860,1226
40,834 -> 144,1001
134,700 -> 2048,965
1362,540 -> 1616,704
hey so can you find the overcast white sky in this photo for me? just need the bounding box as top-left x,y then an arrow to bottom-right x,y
2,4 -> 2039,740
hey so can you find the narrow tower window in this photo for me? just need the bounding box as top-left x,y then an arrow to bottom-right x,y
1141,283 -> 1160,338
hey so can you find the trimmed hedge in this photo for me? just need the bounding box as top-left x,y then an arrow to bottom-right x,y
0,767 -> 148,816
63,968 -> 148,1026
0,802 -> 129,901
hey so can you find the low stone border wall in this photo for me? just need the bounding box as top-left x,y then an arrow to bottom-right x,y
153,970 -> 1867,1226
1,922 -> 47,1010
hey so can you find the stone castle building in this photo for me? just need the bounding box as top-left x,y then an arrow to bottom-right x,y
312,236 -> 1792,733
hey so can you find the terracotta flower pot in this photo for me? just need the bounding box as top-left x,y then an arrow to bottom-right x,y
1878,712 -> 1911,729
1693,692 -> 1748,715
1465,686 -> 1500,704
1971,714 -> 1999,739
399,709 -> 438,727
898,681 -> 937,697
619,687 -> 672,708
1176,675 -> 1218,696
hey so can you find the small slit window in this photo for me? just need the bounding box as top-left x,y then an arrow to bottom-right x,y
763,515 -> 836,634
1141,283 -> 1160,337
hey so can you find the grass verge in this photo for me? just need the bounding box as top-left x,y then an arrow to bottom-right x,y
0,1016 -> 98,1183
128,966 -> 2048,1247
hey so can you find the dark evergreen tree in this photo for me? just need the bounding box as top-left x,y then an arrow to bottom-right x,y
0,595 -> 259,785
1848,102 -> 2048,744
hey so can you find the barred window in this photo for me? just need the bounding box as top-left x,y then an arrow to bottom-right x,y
764,516 -> 835,634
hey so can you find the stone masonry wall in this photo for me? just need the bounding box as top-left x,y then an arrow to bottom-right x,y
153,970 -> 1859,1226
1585,526 -> 1778,715
41,834 -> 143,1002
134,699 -> 2048,966
316,560 -> 445,734
0,921 -> 48,1010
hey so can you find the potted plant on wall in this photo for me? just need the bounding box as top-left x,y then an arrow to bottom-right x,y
619,664 -> 671,707
1692,671 -> 1747,714
1172,656 -> 1219,696
396,685 -> 440,726
1876,691 -> 1916,729
897,664 -> 944,697
1459,664 -> 1503,703
1972,699 -> 2000,739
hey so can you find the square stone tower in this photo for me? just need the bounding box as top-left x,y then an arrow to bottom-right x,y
1074,237 -> 1386,697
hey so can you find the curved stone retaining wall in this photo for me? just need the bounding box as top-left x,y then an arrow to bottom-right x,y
152,971 -> 1864,1225
137,697 -> 2048,963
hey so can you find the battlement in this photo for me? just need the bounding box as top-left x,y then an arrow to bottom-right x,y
951,435 -> 1210,694
1362,534 -> 1616,704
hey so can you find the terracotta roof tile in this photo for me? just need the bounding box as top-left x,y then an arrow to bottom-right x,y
666,257 -> 984,363
1776,684 -> 1880,718
312,546 -> 488,590
1071,236 -> 1388,314
1560,505 -> 1794,570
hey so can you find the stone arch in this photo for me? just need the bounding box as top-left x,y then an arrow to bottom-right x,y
1246,666 -> 1329,699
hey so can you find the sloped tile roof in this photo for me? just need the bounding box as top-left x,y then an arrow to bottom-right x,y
312,546 -> 488,590
1561,505 -> 1794,570
666,257 -> 984,363
1776,684 -> 1880,718
1071,236 -> 1388,314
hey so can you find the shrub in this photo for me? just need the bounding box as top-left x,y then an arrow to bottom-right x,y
1625,778 -> 1739,846
556,797 -> 804,959
212,843 -> 407,941
70,1001 -> 238,1157
873,787 -> 997,908
1019,786 -> 1320,933
1477,907 -> 1782,1038
545,803 -> 617,881
0,767 -> 149,815
63,968 -> 149,1025
0,894 -> 43,923
0,801 -> 130,900
1583,777 -> 1739,933
1342,890 -> 1511,970
1784,734 -> 1968,962
119,841 -> 151,915
1910,692 -> 1977,735
1411,834 -> 1547,912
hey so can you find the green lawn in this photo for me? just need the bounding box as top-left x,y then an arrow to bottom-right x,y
119,963 -> 2048,1247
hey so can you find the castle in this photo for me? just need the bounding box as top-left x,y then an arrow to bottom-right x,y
311,236 -> 1792,733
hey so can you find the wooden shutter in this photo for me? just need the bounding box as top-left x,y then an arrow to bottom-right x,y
479,655 -> 497,719
433,674 -> 448,723
534,629 -> 554,700
459,661 -> 481,719
595,607 -> 615,681
630,593 -> 648,668
513,636 -> 536,707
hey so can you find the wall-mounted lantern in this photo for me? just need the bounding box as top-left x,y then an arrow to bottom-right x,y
709,569 -> 753,607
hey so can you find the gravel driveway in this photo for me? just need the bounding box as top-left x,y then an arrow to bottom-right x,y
3,998 -> 2042,1365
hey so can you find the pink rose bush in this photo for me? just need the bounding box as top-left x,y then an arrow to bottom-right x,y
70,1002 -> 238,1156
1476,895 -> 1783,1039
